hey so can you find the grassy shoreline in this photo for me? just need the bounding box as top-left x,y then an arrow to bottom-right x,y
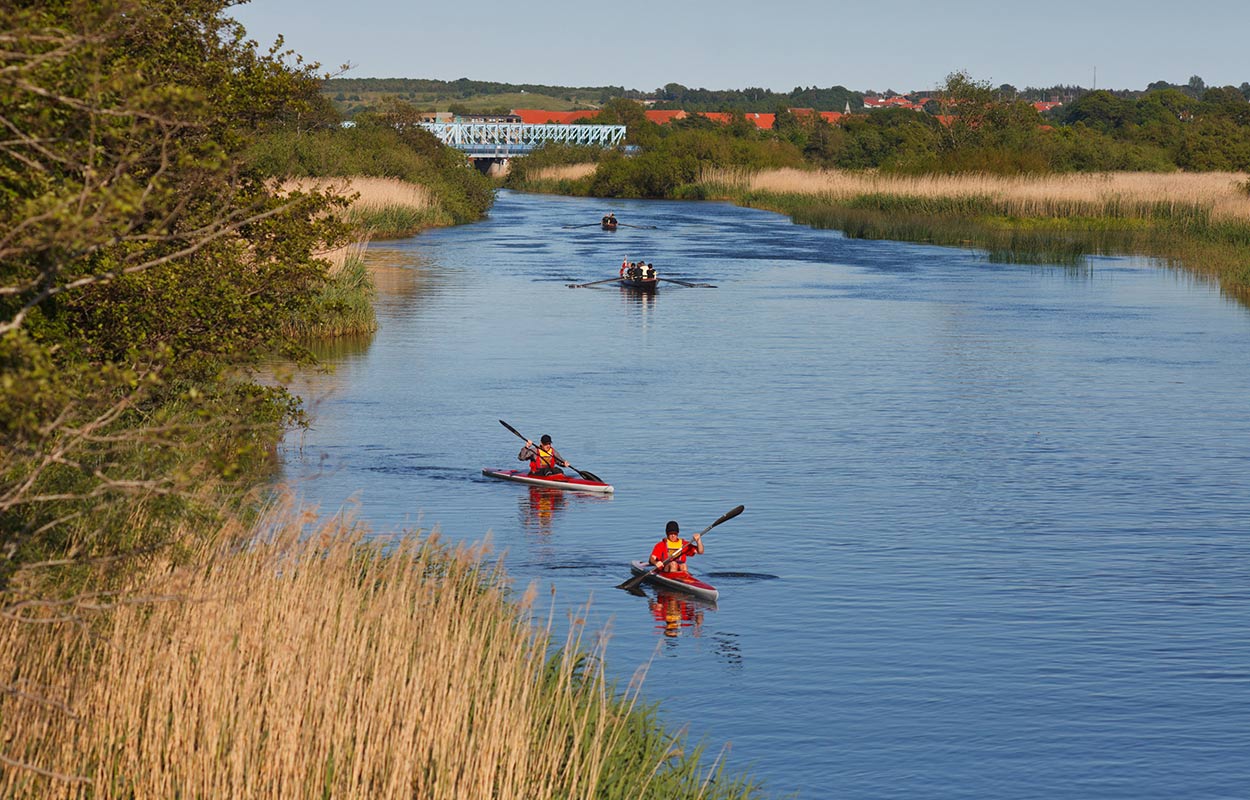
283,177 -> 459,339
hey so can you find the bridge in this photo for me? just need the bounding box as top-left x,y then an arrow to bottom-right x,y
418,122 -> 627,175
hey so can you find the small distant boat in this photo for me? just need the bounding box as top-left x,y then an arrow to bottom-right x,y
601,216 -> 619,230
618,276 -> 658,292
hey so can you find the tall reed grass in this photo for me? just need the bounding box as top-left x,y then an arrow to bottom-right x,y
701,167 -> 1250,225
286,177 -> 452,239
285,239 -> 378,339
701,167 -> 1250,299
0,503 -> 762,799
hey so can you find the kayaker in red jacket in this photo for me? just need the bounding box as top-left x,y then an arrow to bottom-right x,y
518,434 -> 568,477
649,520 -> 704,573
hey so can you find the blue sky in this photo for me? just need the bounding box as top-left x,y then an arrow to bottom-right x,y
229,0 -> 1249,94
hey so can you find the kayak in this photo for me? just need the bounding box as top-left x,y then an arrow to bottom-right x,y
629,560 -> 719,601
482,468 -> 614,493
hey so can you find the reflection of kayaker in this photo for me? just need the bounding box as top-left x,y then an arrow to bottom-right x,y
649,590 -> 705,638
522,486 -> 566,535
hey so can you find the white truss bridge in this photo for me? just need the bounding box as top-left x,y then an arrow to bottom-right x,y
417,122 -> 626,158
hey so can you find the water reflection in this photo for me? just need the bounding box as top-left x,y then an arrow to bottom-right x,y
520,487 -> 565,536
617,284 -> 657,322
517,486 -> 612,536
647,588 -> 715,640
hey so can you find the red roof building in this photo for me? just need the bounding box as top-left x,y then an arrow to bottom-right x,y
511,109 -> 599,124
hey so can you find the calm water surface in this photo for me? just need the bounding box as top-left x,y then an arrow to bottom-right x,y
282,190 -> 1250,799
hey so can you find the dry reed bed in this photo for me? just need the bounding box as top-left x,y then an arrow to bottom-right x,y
0,508 -> 644,799
284,176 -> 439,215
701,167 -> 1250,223
524,164 -> 599,183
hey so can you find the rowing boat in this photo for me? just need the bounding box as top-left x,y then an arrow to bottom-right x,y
618,277 -> 658,292
629,560 -> 719,601
482,468 -> 614,493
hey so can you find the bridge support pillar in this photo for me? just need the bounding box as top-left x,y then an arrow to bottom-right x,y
468,157 -> 510,177
485,158 -> 510,178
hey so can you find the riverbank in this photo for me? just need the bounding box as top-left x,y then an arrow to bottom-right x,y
0,499 -> 764,798
283,176 -> 464,338
516,165 -> 1250,304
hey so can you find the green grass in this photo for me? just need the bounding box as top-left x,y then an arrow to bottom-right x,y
284,255 -> 377,339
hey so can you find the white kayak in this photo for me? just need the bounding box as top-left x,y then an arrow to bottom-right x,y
629,560 -> 719,601
482,468 -> 614,493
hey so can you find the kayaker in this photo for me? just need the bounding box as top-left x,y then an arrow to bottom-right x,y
518,434 -> 568,477
648,520 -> 704,574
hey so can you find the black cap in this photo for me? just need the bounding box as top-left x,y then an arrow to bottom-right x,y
540,434 -> 552,444
665,520 -> 679,533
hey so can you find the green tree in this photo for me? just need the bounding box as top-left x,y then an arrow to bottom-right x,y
1,0 -> 347,599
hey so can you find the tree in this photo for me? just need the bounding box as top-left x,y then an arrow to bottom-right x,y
934,70 -> 996,151
1,0 -> 348,600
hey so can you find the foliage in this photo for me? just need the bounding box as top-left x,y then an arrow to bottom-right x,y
246,122 -> 494,225
504,144 -> 605,188
0,0 -> 347,591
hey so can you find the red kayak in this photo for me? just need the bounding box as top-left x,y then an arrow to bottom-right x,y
482,468 -> 614,493
629,560 -> 719,601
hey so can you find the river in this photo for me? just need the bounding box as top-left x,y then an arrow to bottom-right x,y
281,189 -> 1250,799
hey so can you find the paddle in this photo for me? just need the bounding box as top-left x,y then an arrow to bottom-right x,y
561,222 -> 604,229
657,276 -> 717,288
498,419 -> 604,483
566,276 -> 623,288
616,505 -> 745,592
620,223 -> 658,230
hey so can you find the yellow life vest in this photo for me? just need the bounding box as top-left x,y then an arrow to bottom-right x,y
536,445 -> 556,468
665,538 -> 687,559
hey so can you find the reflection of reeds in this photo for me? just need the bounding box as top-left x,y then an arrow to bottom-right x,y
0,503 -> 762,798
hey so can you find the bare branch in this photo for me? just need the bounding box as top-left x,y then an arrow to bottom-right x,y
0,752 -> 93,785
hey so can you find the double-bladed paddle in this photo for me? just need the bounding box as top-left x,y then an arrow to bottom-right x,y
616,505 -> 745,592
498,419 -> 604,483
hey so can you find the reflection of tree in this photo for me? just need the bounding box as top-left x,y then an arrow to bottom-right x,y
520,487 -> 567,536
648,590 -> 706,639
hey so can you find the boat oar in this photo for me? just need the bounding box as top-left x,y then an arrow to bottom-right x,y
657,276 -> 717,288
620,223 -> 658,229
567,276 -> 623,288
497,419 -> 605,483
561,222 -> 603,229
616,505 -> 745,592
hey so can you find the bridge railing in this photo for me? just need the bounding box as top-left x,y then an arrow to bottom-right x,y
418,122 -> 626,151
